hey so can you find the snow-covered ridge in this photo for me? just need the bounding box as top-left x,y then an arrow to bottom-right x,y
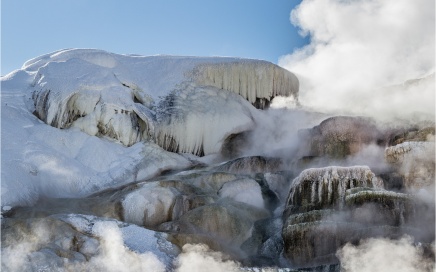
26,49 -> 298,154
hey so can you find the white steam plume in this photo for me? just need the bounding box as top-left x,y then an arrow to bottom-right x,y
337,236 -> 434,272
279,0 -> 435,120
175,244 -> 241,272
75,222 -> 166,272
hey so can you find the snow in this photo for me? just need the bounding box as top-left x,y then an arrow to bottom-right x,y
1,49 -> 298,207
121,182 -> 179,227
1,79 -> 191,206
218,178 -> 265,209
27,49 -> 297,154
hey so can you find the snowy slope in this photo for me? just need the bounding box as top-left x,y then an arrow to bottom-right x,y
1,49 -> 299,207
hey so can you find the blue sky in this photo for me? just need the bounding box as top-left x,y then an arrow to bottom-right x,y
1,0 -> 308,75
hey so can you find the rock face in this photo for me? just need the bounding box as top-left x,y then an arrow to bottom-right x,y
298,116 -> 383,158
281,166 -> 429,269
161,200 -> 270,250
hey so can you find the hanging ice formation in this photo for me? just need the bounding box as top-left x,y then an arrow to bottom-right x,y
191,61 -> 299,109
29,49 -> 299,155
285,166 -> 384,215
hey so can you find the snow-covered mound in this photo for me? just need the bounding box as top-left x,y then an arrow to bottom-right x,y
26,49 -> 298,155
1,49 -> 298,207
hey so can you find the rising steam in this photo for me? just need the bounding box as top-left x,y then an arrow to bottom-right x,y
279,0 -> 435,120
337,236 -> 434,272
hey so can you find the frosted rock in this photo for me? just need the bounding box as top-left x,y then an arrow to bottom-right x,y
281,166 -> 433,268
121,182 -> 181,227
299,116 -> 382,158
284,166 -> 384,215
119,178 -> 219,228
183,171 -> 240,194
163,200 -> 269,248
218,178 -> 265,209
385,141 -> 432,162
385,141 -> 435,189
282,188 -> 427,267
345,189 -> 418,226
31,58 -> 152,147
154,84 -> 256,155
388,126 -> 435,146
282,221 -> 407,268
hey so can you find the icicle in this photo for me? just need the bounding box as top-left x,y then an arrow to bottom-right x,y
192,61 -> 299,108
286,166 -> 384,213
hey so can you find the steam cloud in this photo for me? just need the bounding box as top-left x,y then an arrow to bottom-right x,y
337,236 -> 434,272
175,244 -> 241,272
278,0 -> 435,120
1,221 -> 242,272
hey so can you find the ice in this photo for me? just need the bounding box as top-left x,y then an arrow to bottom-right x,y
192,61 -> 299,105
286,166 -> 384,211
155,84 -> 257,155
194,61 -> 298,103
